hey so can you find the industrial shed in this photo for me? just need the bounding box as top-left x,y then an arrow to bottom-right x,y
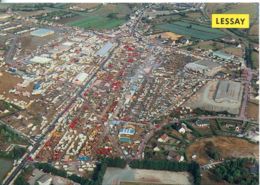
96,42 -> 113,57
184,60 -> 222,76
213,50 -> 234,60
30,28 -> 54,37
30,56 -> 53,64
215,80 -> 242,103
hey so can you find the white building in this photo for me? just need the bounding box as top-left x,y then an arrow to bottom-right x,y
37,174 -> 52,185
30,56 -> 52,64
73,73 -> 88,85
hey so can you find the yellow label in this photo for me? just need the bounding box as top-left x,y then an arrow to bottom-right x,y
212,14 -> 250,28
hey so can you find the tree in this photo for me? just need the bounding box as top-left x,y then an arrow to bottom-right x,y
14,174 -> 29,185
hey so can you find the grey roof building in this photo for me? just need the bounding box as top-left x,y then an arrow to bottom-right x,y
215,80 -> 242,103
213,50 -> 234,60
37,174 -> 52,185
96,42 -> 113,57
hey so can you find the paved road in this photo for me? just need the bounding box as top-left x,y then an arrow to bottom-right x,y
5,35 -> 18,65
239,67 -> 252,120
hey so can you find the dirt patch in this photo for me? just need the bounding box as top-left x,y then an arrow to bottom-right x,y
0,70 -> 38,103
72,3 -> 99,9
186,136 -> 259,165
103,167 -> 193,185
20,33 -> 58,55
247,102 -> 259,121
221,47 -> 244,58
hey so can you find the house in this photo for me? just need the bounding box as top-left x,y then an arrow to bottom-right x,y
153,146 -> 160,152
167,150 -> 181,161
37,174 -> 52,185
157,134 -> 169,143
178,127 -> 186,134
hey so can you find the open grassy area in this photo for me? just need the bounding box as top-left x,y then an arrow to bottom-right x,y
67,4 -> 131,29
190,41 -> 226,51
68,16 -> 126,29
0,158 -> 13,183
251,51 -> 259,69
155,20 -> 225,40
224,3 -> 258,21
206,3 -> 258,20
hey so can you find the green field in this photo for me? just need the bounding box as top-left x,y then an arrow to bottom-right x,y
251,51 -> 259,69
0,158 -> 13,183
224,3 -> 258,21
67,4 -> 131,29
68,16 -> 126,29
156,21 -> 225,40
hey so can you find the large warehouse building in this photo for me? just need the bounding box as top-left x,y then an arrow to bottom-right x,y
96,42 -> 113,57
186,80 -> 243,115
215,80 -> 242,103
30,56 -> 53,64
184,60 -> 222,76
212,50 -> 234,61
30,28 -> 54,37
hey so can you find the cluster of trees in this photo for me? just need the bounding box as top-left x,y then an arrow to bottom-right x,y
192,108 -> 230,116
182,121 -> 202,137
107,13 -> 119,19
14,166 -> 33,185
212,158 -> 259,185
0,125 -> 24,142
0,146 -> 26,159
14,172 -> 29,185
101,157 -> 127,168
204,141 -> 221,160
34,10 -> 78,21
129,159 -> 201,185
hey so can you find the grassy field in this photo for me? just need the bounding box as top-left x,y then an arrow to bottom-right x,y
0,158 -> 13,183
155,20 -> 225,40
224,3 -> 258,21
67,4 -> 131,29
190,40 -> 226,51
251,51 -> 259,69
69,16 -> 126,29
206,3 -> 258,20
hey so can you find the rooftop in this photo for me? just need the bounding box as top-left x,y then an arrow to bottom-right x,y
30,28 -> 54,37
215,80 -> 242,103
96,42 -> 113,57
213,50 -> 234,60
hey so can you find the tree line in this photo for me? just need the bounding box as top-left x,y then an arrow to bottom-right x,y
0,146 -> 26,160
